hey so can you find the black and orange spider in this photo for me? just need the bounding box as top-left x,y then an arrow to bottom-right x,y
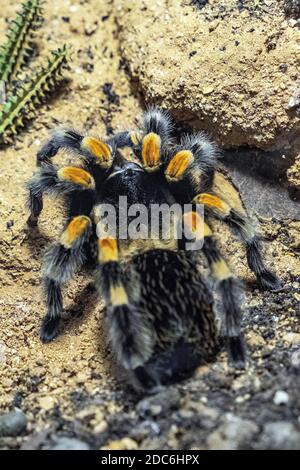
27,109 -> 281,390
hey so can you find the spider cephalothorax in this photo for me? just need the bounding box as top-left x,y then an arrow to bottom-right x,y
27,108 -> 281,390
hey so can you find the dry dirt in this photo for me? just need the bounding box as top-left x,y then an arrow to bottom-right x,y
0,0 -> 299,450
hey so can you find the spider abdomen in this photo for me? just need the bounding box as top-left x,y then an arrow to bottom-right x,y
128,249 -> 219,385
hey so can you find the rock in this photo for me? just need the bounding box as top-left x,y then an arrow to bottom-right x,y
137,388 -> 180,417
178,401 -> 219,431
206,415 -> 259,450
20,428 -> 53,450
223,149 -> 300,219
117,0 -> 300,151
193,0 -> 209,9
84,23 -> 98,36
291,348 -> 300,368
184,401 -> 219,421
101,437 -> 138,450
287,96 -> 300,110
50,437 -> 90,450
37,396 -> 57,411
284,0 -> 300,19
287,155 -> 300,198
93,420 -> 108,434
256,422 -> 300,450
273,390 -> 289,405
0,409 -> 27,437
76,406 -> 104,423
283,331 -> 300,346
246,332 -> 265,348
129,420 -> 161,441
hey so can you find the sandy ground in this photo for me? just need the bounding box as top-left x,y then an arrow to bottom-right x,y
0,0 -> 299,450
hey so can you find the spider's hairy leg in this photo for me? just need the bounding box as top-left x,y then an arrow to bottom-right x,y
183,211 -> 246,368
41,216 -> 92,342
143,108 -> 173,142
27,165 -> 95,226
37,129 -> 84,164
107,107 -> 172,155
37,129 -> 113,169
165,133 -> 218,188
107,130 -> 140,150
140,132 -> 162,172
131,108 -> 173,172
195,171 -> 282,291
94,232 -> 153,370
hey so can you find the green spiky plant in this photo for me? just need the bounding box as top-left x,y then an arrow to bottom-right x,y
0,0 -> 44,92
0,1 -> 70,144
0,46 -> 69,143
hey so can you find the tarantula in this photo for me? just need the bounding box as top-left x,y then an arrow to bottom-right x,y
27,109 -> 281,389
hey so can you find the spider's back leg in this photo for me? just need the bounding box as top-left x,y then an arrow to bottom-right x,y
163,132 -> 281,291
182,211 -> 247,368
195,171 -> 282,291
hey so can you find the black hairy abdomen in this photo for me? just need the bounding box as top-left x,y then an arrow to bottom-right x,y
129,249 -> 218,384
132,249 -> 218,357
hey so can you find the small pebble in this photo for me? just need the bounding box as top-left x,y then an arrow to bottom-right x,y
202,85 -> 214,95
0,409 -> 27,437
85,23 -> 98,36
102,437 -> 138,450
207,415 -> 259,450
287,96 -> 300,109
37,396 -> 57,411
137,388 -> 180,417
50,437 -> 90,450
256,422 -> 300,450
6,220 -> 14,229
288,19 -> 298,28
273,390 -> 289,405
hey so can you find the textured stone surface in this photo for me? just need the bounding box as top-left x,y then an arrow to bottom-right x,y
117,0 -> 300,151
287,153 -> 300,196
206,415 -> 259,450
49,437 -> 90,450
255,422 -> 300,450
0,410 -> 27,437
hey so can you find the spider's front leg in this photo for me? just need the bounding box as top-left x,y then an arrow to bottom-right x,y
37,129 -> 114,169
27,165 -> 95,226
182,211 -> 246,368
194,172 -> 282,291
113,108 -> 173,173
40,215 -> 92,342
94,224 -> 153,370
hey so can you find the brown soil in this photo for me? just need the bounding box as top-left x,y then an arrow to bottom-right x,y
0,0 -> 299,450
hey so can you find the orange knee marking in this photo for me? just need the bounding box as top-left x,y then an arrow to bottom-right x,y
196,193 -> 230,215
165,150 -> 194,180
58,167 -> 95,189
61,216 -> 91,248
98,237 -> 118,263
82,136 -> 112,167
183,211 -> 212,239
141,132 -> 161,169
